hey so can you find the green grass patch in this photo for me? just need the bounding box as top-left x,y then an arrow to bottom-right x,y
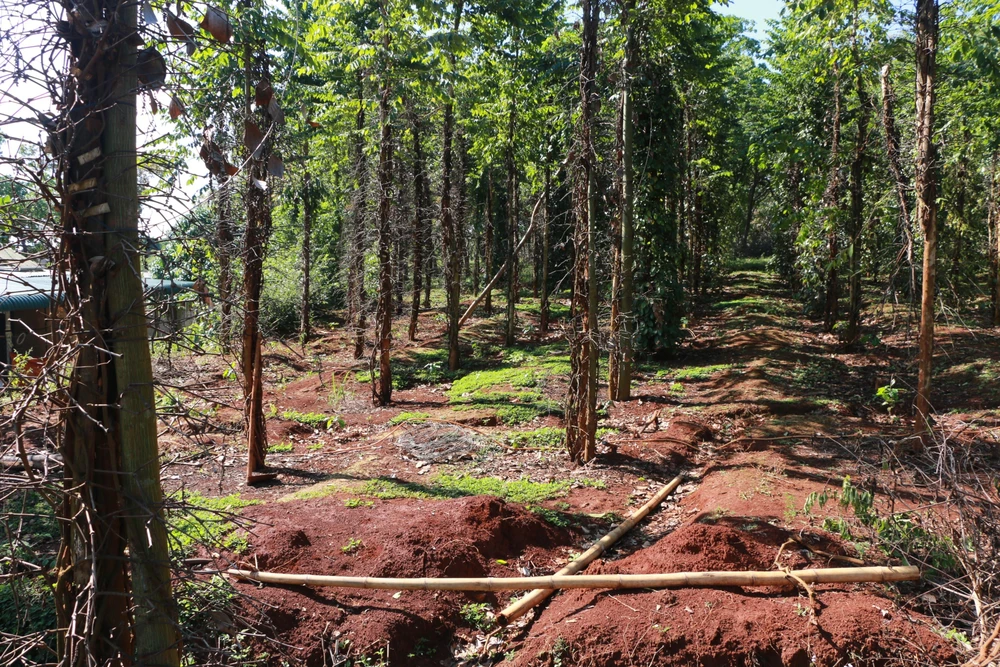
389,411 -> 431,425
344,497 -> 374,508
658,364 -> 733,382
166,492 -> 260,557
280,409 -> 344,430
359,474 -> 573,504
269,442 -> 294,453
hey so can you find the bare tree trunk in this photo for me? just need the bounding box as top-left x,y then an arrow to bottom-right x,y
372,16 -> 394,406
57,0 -> 180,660
540,144 -> 552,334
566,0 -> 600,464
823,62 -> 843,334
241,40 -> 277,483
349,72 -> 368,359
407,104 -> 426,342
609,75 -> 624,401
845,13 -> 869,350
616,4 -> 636,400
441,0 -> 466,369
485,171 -> 495,315
880,63 -> 916,304
989,155 -> 1000,326
740,167 -> 759,254
300,142 -> 312,344
215,173 -> 235,352
505,100 -> 519,346
913,0 -> 939,444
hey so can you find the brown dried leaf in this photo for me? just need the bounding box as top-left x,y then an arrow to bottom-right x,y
266,97 -> 284,125
254,79 -> 273,107
165,11 -> 197,54
224,162 -> 239,176
266,155 -> 284,178
200,6 -> 232,44
168,95 -> 185,119
243,120 -> 263,157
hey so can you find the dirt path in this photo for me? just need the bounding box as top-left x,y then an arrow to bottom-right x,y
168,263 -> 965,666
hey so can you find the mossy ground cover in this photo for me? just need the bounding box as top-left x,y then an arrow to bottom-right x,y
446,345 -> 569,424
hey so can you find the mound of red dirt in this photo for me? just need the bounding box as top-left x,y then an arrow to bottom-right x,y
232,494 -> 578,665
508,519 -> 954,666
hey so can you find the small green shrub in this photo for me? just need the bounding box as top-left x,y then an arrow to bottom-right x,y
459,602 -> 494,631
342,537 -> 364,554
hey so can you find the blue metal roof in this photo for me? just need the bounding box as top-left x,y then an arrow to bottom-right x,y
0,273 -> 197,313
0,273 -> 57,313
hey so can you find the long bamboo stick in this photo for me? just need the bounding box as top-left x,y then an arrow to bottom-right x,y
499,474 -> 684,623
227,565 -> 920,592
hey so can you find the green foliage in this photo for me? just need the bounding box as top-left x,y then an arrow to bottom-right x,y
875,381 -> 903,412
358,474 -> 572,504
806,478 -> 958,572
280,410 -> 344,430
389,411 -> 431,425
341,537 -> 364,554
344,498 -> 374,508
166,492 -> 260,558
459,603 -> 494,631
269,442 -> 294,453
660,364 -> 732,381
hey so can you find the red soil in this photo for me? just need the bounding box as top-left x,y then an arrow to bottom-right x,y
232,494 -> 580,665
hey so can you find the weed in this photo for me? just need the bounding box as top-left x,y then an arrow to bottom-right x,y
407,638 -> 436,659
342,538 -> 364,554
223,532 -> 250,554
530,506 -> 573,527
306,443 -> 324,451
809,477 -> 958,571
281,410 -> 344,430
507,427 -> 565,449
344,498 -> 374,508
389,411 -> 431,425
660,364 -> 733,381
669,381 -> 685,394
875,381 -> 903,413
268,442 -> 294,453
459,602 -> 494,631
794,603 -> 809,617
166,491 -> 260,558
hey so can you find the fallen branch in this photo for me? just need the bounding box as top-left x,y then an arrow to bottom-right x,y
226,565 -> 920,592
499,474 -> 684,624
457,197 -> 543,330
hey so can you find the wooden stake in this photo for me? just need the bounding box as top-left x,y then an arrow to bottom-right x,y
499,474 -> 683,624
227,565 -> 920,593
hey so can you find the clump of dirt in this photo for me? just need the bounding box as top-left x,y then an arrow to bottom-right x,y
232,494 -> 579,665
508,519 -> 954,666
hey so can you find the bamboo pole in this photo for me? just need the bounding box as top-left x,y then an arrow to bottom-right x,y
227,565 -> 920,593
500,474 -> 684,623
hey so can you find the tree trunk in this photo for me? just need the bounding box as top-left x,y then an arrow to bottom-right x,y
989,155 -> 1000,326
485,171 -> 495,315
407,104 -> 426,342
823,61 -> 843,334
913,0 -> 939,444
845,18 -> 869,350
440,0 -> 466,369
372,18 -> 394,406
880,63 -> 916,304
616,5 -> 636,401
505,100 -> 519,346
300,141 -> 312,344
608,73 -> 624,401
566,0 -> 600,464
215,172 -> 235,352
740,167 -> 759,254
540,145 -> 552,334
58,0 -> 180,661
349,72 -> 368,359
